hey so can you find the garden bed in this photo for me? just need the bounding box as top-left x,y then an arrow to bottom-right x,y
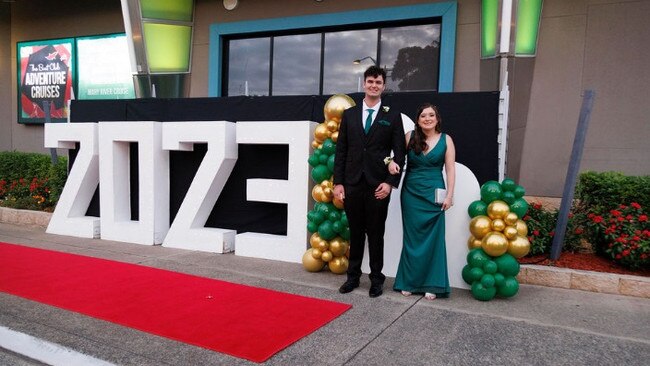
520,252 -> 650,277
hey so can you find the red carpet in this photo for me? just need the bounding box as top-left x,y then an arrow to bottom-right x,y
0,242 -> 351,362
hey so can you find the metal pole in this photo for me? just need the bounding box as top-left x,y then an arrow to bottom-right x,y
550,90 -> 595,260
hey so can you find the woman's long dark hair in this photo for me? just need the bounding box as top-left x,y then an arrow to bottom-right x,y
408,103 -> 442,154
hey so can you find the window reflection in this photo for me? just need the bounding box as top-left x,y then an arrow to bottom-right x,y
381,24 -> 440,92
323,29 -> 377,95
227,38 -> 270,96
224,23 -> 441,96
272,34 -> 321,96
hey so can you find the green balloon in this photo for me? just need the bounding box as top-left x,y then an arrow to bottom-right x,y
462,265 -> 474,285
321,138 -> 337,155
318,154 -> 329,165
311,165 -> 332,183
467,248 -> 490,268
471,282 -> 497,301
496,276 -> 519,298
501,178 -> 517,192
332,220 -> 343,233
494,273 -> 505,287
510,198 -> 529,218
313,149 -> 322,156
327,155 -> 336,172
307,221 -> 318,233
328,210 -> 341,222
316,202 -> 337,217
340,213 -> 349,226
308,154 -> 319,167
307,210 -> 325,224
483,260 -> 498,274
480,181 -> 503,203
467,200 -> 488,218
513,185 -> 526,198
502,191 -> 516,205
340,226 -> 351,240
469,267 -> 485,283
318,220 -> 336,240
481,274 -> 496,288
494,253 -> 520,277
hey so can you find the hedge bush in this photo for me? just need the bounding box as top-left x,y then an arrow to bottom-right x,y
0,151 -> 67,210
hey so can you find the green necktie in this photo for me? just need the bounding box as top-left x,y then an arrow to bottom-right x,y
364,109 -> 374,134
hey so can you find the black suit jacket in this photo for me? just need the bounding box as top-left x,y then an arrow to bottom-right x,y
333,102 -> 406,188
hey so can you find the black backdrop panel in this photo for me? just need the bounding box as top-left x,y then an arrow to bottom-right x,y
70,91 -> 498,235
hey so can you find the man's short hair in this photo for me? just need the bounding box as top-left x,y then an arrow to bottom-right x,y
364,65 -> 387,82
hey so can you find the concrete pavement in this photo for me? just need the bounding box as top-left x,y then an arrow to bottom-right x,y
1,222 -> 649,365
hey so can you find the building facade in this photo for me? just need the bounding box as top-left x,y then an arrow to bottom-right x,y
1,0 -> 648,196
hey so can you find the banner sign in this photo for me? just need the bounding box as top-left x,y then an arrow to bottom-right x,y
17,39 -> 74,124
77,34 -> 135,100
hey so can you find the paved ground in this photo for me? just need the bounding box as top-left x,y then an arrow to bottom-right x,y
1,222 -> 649,365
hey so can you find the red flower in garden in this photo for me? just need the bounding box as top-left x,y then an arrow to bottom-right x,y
639,215 -> 648,222
575,228 -> 584,235
631,202 -> 641,209
533,230 -> 540,236
610,210 -> 621,217
592,216 -> 604,223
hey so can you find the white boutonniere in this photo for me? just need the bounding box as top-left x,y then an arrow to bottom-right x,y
382,106 -> 390,113
383,156 -> 393,165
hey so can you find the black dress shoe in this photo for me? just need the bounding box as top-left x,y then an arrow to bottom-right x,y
339,280 -> 359,294
369,284 -> 383,298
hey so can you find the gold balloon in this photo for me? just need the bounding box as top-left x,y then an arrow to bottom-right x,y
318,191 -> 332,203
326,120 -> 339,132
504,212 -> 519,226
316,239 -> 329,252
508,235 -> 531,258
487,200 -> 510,220
302,249 -> 325,272
314,124 -> 330,142
469,215 -> 492,239
324,94 -> 356,121
309,233 -> 322,248
333,197 -> 345,209
320,180 -> 333,189
481,231 -> 509,257
311,140 -> 321,149
328,256 -> 349,274
515,219 -> 528,237
467,235 -> 482,250
321,250 -> 333,262
329,237 -> 348,257
311,248 -> 323,259
491,218 -> 506,232
311,185 -> 325,202
503,226 -> 518,240
331,131 -> 339,143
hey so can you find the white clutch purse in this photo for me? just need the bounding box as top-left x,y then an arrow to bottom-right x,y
435,188 -> 447,205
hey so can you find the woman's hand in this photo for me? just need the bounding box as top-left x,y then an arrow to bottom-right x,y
388,161 -> 400,175
442,196 -> 453,211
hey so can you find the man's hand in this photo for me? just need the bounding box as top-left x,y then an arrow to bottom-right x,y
334,184 -> 345,202
388,161 -> 400,175
374,183 -> 392,200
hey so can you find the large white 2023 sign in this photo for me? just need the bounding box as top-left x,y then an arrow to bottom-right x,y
44,121 -> 316,263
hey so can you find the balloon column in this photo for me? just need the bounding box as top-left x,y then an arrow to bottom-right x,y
462,178 -> 531,301
302,94 -> 355,274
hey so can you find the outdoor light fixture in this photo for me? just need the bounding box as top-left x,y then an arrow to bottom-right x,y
223,0 -> 239,11
481,0 -> 543,58
352,56 -> 377,65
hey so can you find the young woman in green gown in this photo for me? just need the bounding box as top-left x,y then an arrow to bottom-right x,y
388,104 -> 456,300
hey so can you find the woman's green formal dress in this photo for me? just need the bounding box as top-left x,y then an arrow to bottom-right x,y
393,133 -> 450,297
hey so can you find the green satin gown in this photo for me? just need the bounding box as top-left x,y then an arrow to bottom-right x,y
393,133 -> 450,297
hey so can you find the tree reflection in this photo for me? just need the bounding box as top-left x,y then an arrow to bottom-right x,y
390,40 -> 439,91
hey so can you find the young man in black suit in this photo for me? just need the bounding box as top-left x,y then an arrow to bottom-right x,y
333,66 -> 406,298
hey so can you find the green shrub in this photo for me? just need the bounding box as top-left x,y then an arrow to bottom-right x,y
522,203 -> 584,257
0,151 -> 67,211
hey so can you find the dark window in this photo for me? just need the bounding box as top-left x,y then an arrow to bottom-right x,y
224,23 -> 440,96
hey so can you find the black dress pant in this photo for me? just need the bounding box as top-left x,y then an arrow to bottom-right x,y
343,180 -> 391,285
